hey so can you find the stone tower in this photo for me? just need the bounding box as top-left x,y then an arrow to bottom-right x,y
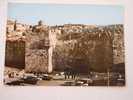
25,21 -> 50,73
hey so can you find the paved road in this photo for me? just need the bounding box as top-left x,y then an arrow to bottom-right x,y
37,79 -> 75,86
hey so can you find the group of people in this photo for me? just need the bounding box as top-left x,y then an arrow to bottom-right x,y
64,67 -> 80,80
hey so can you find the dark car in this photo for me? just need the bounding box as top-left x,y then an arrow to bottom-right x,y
63,81 -> 76,86
41,74 -> 53,80
22,76 -> 38,85
6,80 -> 23,86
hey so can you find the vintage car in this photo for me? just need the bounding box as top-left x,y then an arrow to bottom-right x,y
75,78 -> 93,86
22,76 -> 38,84
63,81 -> 76,86
39,74 -> 53,80
6,79 -> 23,85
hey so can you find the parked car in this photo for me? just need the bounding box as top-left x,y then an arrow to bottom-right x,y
22,76 -> 38,85
75,78 -> 93,86
63,81 -> 76,86
41,74 -> 53,80
75,80 -> 84,86
6,80 -> 23,85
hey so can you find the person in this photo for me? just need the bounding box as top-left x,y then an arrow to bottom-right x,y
64,67 -> 69,79
71,68 -> 76,79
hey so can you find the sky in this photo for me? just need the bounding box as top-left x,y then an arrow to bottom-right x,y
8,3 -> 124,26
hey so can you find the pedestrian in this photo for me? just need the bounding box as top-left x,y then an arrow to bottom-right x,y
64,67 -> 69,79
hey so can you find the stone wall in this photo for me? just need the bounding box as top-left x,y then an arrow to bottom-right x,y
5,21 -> 124,73
5,40 -> 25,68
112,25 -> 125,73
52,26 -> 113,73
25,27 -> 49,73
113,25 -> 124,64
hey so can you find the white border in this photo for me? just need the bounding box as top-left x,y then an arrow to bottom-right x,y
0,0 -> 133,100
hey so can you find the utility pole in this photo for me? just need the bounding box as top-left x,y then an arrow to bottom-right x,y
107,68 -> 110,86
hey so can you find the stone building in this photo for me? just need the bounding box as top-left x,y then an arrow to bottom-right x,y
25,21 -> 53,73
6,20 -> 15,33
